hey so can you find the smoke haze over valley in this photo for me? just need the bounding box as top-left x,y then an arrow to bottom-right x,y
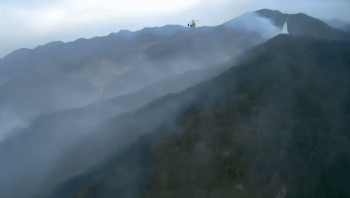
0,11 -> 279,142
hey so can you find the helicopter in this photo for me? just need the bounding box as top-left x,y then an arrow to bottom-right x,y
188,20 -> 200,28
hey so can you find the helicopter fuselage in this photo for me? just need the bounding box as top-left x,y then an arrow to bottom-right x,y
188,20 -> 199,28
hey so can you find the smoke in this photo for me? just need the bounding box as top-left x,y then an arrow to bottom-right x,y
0,108 -> 29,141
222,12 -> 283,39
0,12 -> 290,198
282,22 -> 289,34
48,34 -> 350,198
0,65 -> 219,196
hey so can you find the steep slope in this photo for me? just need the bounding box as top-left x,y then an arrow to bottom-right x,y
48,34 -> 350,198
256,9 -> 350,40
93,62 -> 232,118
0,61 -> 231,198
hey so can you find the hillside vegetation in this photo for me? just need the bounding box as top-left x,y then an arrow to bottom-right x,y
50,35 -> 350,198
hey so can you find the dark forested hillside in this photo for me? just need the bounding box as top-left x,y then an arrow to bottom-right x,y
48,34 -> 350,198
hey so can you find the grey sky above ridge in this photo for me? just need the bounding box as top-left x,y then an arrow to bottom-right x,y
0,0 -> 349,58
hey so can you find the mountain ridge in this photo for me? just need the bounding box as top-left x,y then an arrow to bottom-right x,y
1,25 -> 189,60
2,9 -> 349,62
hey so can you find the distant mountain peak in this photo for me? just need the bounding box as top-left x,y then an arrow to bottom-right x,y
2,48 -> 31,59
341,24 -> 350,32
255,9 -> 350,40
118,29 -> 131,33
322,17 -> 350,28
35,41 -> 65,50
256,8 -> 283,15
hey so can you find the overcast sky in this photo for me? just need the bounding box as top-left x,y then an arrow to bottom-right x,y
0,0 -> 349,58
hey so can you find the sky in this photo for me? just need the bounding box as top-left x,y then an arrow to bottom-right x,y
0,0 -> 349,58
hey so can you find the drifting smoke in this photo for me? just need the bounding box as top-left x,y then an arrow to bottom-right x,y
0,109 -> 29,141
0,12 -> 289,198
282,22 -> 289,34
222,12 -> 282,39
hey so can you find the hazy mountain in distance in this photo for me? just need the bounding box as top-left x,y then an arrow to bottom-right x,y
48,34 -> 350,198
256,9 -> 350,40
340,24 -> 350,32
322,18 -> 350,32
323,18 -> 350,32
322,18 -> 350,29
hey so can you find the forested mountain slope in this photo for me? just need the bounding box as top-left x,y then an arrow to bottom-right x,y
49,34 -> 350,198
